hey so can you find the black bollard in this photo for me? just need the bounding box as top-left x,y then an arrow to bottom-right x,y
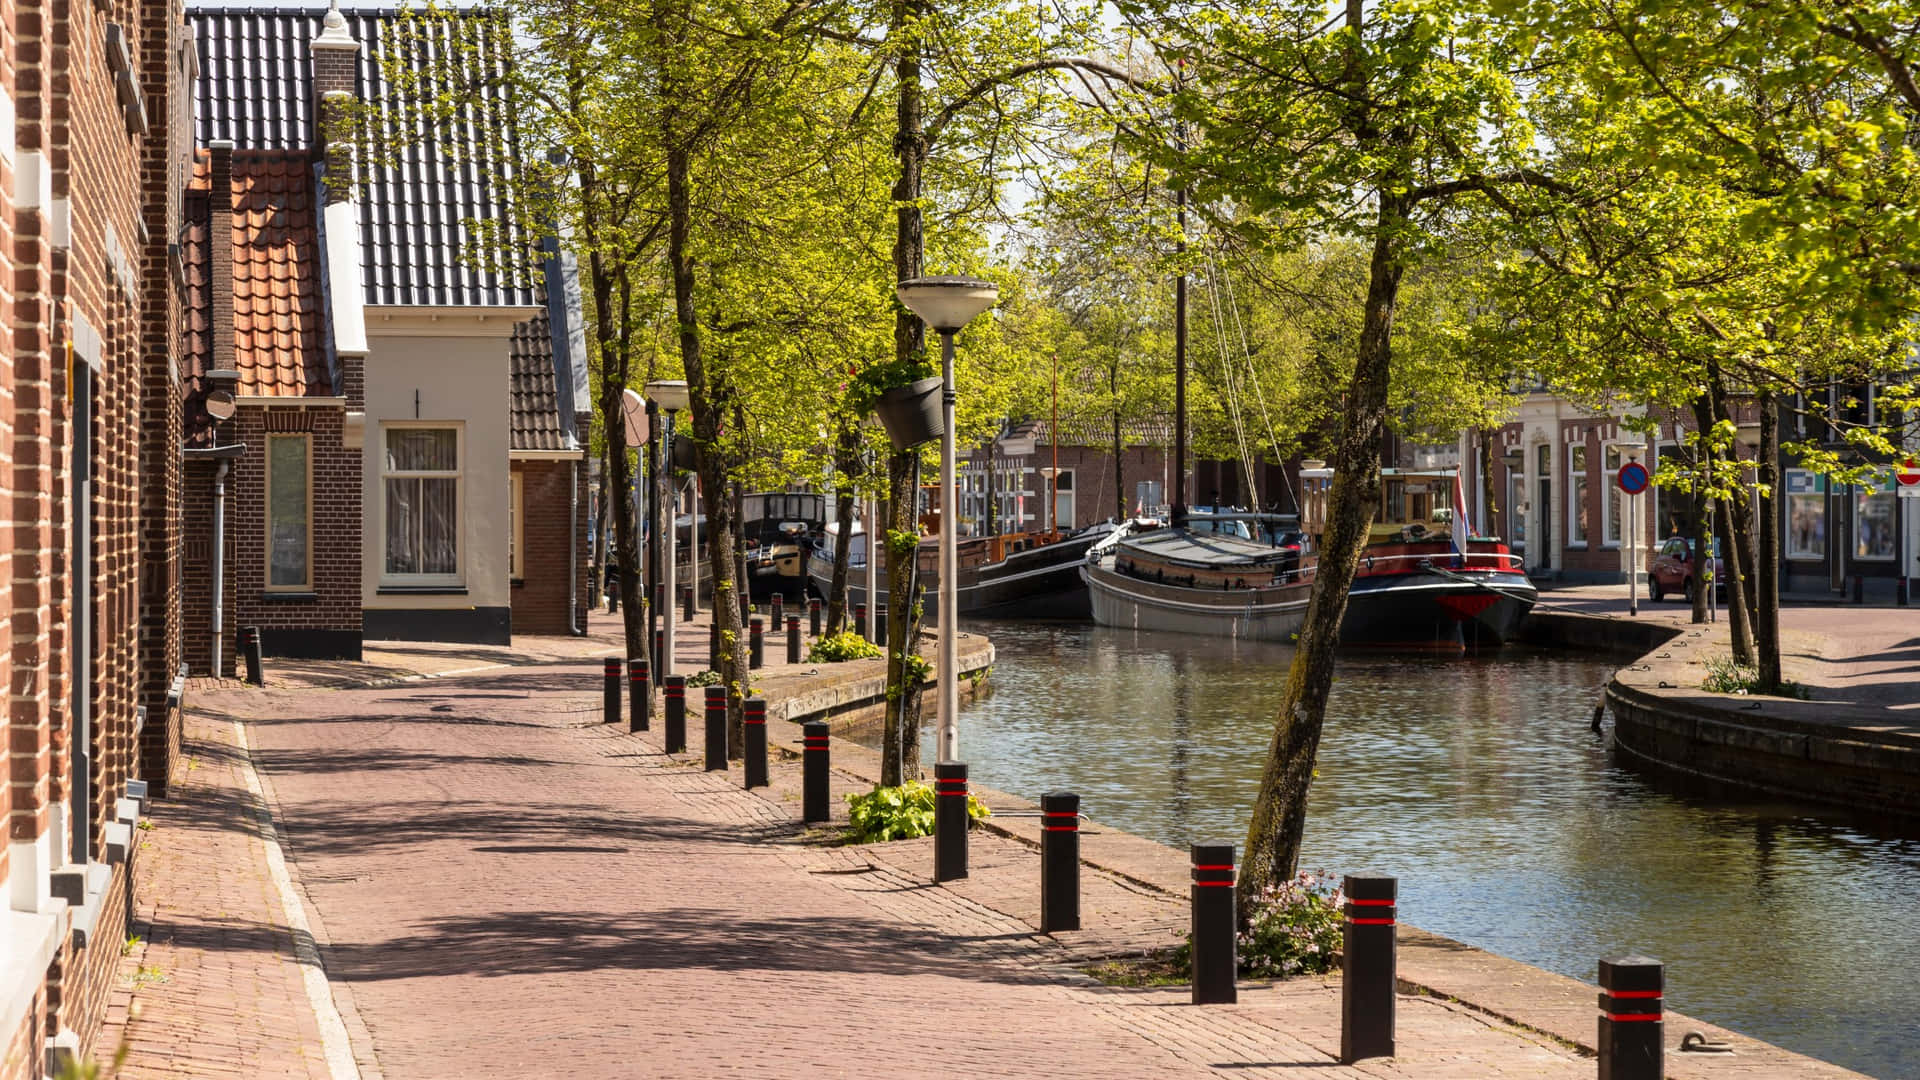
743,697 -> 768,788
682,584 -> 694,622
1190,844 -> 1237,1004
703,685 -> 728,771
854,603 -> 867,639
602,658 -> 621,724
663,676 -> 687,753
241,626 -> 264,686
875,610 -> 888,646
1341,874 -> 1397,1063
1900,576 -> 1911,607
653,628 -> 665,674
771,593 -> 784,627
802,721 -> 830,823
740,595 -> 751,626
709,620 -> 720,669
808,597 -> 821,637
1598,955 -> 1663,1080
749,617 -> 765,669
627,658 -> 651,733
1853,573 -> 1865,603
933,761 -> 970,882
787,616 -> 801,664
1040,792 -> 1081,933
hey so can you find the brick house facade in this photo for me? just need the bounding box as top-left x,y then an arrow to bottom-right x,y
4,0 -> 190,1075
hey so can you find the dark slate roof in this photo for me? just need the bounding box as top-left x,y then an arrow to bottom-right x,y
1004,416 -> 1175,448
510,311 -> 568,451
188,4 -> 538,309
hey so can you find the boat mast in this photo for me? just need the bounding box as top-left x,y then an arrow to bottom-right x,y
1173,186 -> 1188,528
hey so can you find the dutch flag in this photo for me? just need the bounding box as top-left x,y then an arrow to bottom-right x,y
1449,469 -> 1474,566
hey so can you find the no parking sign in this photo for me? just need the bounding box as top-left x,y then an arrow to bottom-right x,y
1617,461 -> 1650,495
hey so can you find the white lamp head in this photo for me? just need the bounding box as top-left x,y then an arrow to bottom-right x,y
897,276 -> 999,333
646,378 -> 691,412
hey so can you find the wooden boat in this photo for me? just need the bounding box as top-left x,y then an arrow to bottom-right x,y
742,491 -> 827,599
808,519 -> 1099,619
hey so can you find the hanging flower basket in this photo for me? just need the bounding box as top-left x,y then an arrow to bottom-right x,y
873,376 -> 944,452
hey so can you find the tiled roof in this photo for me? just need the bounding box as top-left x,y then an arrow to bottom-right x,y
182,149 -> 331,399
1005,416 -> 1175,449
188,5 -> 538,309
510,312 -> 568,452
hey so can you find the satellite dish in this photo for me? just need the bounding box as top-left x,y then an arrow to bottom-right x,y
204,390 -> 237,421
622,388 -> 650,447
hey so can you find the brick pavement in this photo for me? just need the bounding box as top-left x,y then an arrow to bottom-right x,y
120,661 -> 1609,1079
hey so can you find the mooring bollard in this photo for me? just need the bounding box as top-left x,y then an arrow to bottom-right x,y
241,626 -> 264,686
1341,874 -> 1397,1063
603,658 -> 622,724
1598,955 -> 1663,1080
1190,844 -> 1237,1004
1040,792 -> 1081,933
703,685 -> 728,771
934,761 -> 970,882
743,697 -> 768,788
682,584 -> 694,622
770,593 -> 784,627
749,617 -> 765,669
709,620 -> 721,669
627,657 -> 651,733
802,721 -> 830,822
663,675 -> 687,753
808,597 -> 821,637
786,616 -> 801,663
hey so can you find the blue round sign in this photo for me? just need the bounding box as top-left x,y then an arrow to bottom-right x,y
1617,461 -> 1650,495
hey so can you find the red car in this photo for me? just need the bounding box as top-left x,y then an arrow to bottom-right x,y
1648,536 -> 1725,602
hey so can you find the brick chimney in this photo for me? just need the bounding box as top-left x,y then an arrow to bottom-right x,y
312,0 -> 370,423
207,140 -> 236,381
311,0 -> 361,204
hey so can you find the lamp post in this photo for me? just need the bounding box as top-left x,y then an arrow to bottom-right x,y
896,276 -> 999,765
648,379 -> 691,678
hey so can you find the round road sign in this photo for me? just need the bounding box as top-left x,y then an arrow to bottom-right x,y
1617,461 -> 1650,495
1898,458 -> 1920,487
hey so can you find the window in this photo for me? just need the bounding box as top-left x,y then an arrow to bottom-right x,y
510,470 -> 525,580
1136,479 -> 1163,517
1785,470 -> 1826,560
266,434 -> 311,590
1568,442 -> 1589,546
383,425 -> 461,581
1855,484 -> 1896,560
1052,468 -> 1074,531
1603,446 -> 1623,546
1652,441 -> 1695,540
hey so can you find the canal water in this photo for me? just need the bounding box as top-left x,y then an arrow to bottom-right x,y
924,620 -> 1919,1079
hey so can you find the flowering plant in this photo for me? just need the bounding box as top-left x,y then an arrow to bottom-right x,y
1236,871 -> 1345,979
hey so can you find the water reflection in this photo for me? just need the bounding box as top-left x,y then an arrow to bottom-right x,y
929,621 -> 1919,1079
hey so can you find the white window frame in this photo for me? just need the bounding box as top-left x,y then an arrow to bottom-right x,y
1784,470 -> 1826,560
1051,467 -> 1075,531
1602,445 -> 1623,548
379,422 -> 464,587
1566,441 -> 1589,548
264,432 -> 313,592
510,469 -> 526,580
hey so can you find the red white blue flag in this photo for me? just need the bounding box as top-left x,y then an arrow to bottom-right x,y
1450,469 -> 1475,563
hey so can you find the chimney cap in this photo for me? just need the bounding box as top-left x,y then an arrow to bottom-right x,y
313,0 -> 361,52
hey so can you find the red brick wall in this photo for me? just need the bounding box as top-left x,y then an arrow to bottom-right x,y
511,459 -> 590,635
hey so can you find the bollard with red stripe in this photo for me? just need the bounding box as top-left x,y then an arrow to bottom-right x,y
933,762 -> 970,882
786,616 -> 801,663
743,697 -> 769,789
1190,844 -> 1237,1004
1040,792 -> 1081,933
1341,874 -> 1396,1063
749,617 -> 765,669
770,593 -> 784,627
802,721 -> 831,822
854,603 -> 867,640
603,658 -> 621,724
663,675 -> 687,753
808,597 -> 821,637
682,584 -> 694,622
703,685 -> 728,771
1598,955 -> 1663,1080
627,658 -> 651,732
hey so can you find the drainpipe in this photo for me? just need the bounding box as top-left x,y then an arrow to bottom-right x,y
212,459 -> 229,676
569,459 -> 582,634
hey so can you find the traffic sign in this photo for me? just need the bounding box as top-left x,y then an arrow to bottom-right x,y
622,388 -> 650,447
1617,461 -> 1650,495
1898,458 -> 1920,487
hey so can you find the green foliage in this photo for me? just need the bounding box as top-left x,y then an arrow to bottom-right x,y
807,632 -> 883,663
1701,655 -> 1808,699
684,669 -> 723,688
121,934 -> 142,957
1235,872 -> 1345,979
844,781 -> 991,843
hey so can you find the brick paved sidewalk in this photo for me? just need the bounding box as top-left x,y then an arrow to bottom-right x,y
125,663 -> 1603,1080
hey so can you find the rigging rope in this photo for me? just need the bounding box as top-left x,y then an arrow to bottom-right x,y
1218,264 -> 1299,515
1200,247 -> 1261,508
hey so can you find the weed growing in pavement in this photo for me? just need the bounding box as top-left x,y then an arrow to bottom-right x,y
1083,952 -> 1189,988
121,935 -> 142,957
806,632 -> 882,663
136,819 -> 154,831
844,781 -> 989,843
1701,654 -> 1809,698
131,965 -> 168,988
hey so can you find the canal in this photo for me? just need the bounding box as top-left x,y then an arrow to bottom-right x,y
928,620 -> 1919,1079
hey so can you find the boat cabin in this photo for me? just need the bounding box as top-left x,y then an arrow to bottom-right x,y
1299,466 -> 1474,546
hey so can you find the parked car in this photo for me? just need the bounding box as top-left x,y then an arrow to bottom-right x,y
1649,536 -> 1725,602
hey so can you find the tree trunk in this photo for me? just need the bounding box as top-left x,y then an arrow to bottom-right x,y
577,164 -> 645,658
593,466 -> 612,609
826,423 -> 858,634
1237,194 -> 1407,919
1756,389 -> 1782,690
1690,440 -> 1713,625
881,450 -> 919,785
1694,393 -> 1754,662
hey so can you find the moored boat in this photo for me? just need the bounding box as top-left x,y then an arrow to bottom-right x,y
809,521 -> 1098,619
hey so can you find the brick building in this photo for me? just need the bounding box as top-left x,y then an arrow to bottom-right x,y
959,417 -> 1177,535
4,0 -> 192,1076
180,4 -> 590,669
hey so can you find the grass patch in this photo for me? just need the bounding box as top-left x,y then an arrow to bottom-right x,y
1083,950 -> 1190,988
1701,654 -> 1810,699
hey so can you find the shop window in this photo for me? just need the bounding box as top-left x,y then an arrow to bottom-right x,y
1784,470 -> 1826,560
1855,485 -> 1896,560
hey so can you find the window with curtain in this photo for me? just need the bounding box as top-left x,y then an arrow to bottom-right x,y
266,434 -> 310,589
384,426 -> 460,579
1568,443 -> 1589,545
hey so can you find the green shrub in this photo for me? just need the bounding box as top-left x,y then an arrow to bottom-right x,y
1236,872 -> 1344,979
845,781 -> 990,843
808,631 -> 883,663
1701,654 -> 1808,698
684,669 -> 723,688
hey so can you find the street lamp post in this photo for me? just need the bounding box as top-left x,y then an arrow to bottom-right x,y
648,379 -> 691,678
896,276 -> 998,765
